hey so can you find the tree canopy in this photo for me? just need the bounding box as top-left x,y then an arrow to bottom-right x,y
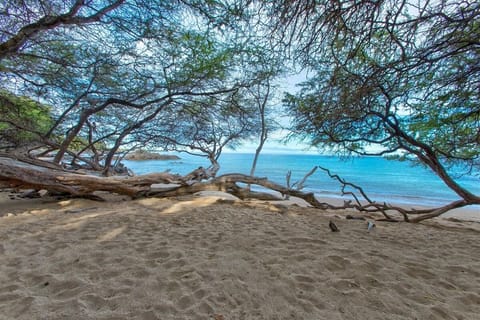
0,0 -> 478,220
0,90 -> 53,148
275,0 -> 480,214
0,0 -> 279,175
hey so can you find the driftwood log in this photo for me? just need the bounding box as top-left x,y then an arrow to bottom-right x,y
0,155 -> 338,209
0,156 -> 474,223
0,156 -> 177,197
0,156 -> 316,201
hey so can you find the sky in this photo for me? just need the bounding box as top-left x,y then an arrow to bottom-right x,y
231,138 -> 315,154
231,70 -> 316,154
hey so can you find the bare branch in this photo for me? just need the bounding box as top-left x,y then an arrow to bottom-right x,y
291,166 -> 318,190
0,1 -> 125,59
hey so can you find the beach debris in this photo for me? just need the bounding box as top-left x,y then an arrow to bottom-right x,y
20,189 -> 41,198
346,215 -> 366,221
212,314 -> 224,320
367,221 -> 376,232
329,220 -> 339,232
271,203 -> 289,214
64,207 -> 98,214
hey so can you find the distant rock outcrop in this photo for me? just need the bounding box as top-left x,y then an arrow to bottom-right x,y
124,150 -> 181,161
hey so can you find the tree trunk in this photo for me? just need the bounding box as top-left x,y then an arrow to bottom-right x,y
250,82 -> 270,177
53,111 -> 90,164
1,155 -> 476,222
0,156 -> 179,197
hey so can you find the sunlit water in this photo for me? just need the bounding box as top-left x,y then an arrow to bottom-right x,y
124,152 -> 480,208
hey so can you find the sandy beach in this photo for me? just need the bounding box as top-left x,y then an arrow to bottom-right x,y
0,190 -> 479,319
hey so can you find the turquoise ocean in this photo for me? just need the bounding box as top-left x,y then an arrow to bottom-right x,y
124,153 -> 480,208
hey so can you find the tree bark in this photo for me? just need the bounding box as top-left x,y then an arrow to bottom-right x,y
0,0 -> 125,60
1,156 -> 477,222
0,156 -> 178,197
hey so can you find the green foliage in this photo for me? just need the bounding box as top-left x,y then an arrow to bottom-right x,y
66,136 -> 107,153
283,1 -> 480,175
0,0 -> 280,170
0,90 -> 53,147
166,29 -> 234,87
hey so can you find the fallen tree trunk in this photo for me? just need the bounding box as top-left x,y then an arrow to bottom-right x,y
147,174 -> 334,208
0,156 -> 180,197
1,156 -> 476,222
0,156 -> 331,205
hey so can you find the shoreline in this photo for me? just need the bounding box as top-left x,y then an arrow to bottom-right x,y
1,188 -> 478,223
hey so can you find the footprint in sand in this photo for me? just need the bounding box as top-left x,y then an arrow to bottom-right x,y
294,274 -> 315,284
430,305 -> 454,319
403,265 -> 437,280
288,237 -> 328,248
52,279 -> 88,300
197,301 -> 214,315
177,294 -> 195,310
164,280 -> 182,298
0,292 -> 24,303
456,292 -> 480,308
445,265 -> 480,277
146,250 -> 170,260
194,288 -> 207,300
163,258 -> 187,269
436,279 -> 458,290
325,255 -> 351,272
330,279 -> 361,292
293,274 -> 317,293
80,294 -> 108,311
129,268 -> 151,279
137,310 -> 159,320
358,275 -> 384,288
153,302 -> 177,315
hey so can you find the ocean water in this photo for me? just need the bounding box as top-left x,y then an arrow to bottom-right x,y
123,153 -> 480,208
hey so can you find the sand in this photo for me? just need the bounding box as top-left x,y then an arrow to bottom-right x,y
0,191 -> 479,320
